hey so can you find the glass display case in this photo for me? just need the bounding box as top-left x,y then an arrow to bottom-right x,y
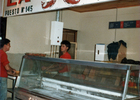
15,55 -> 140,100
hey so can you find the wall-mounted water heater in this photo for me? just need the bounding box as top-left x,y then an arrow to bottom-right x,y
50,21 -> 64,45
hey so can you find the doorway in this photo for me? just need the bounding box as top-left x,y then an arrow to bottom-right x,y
59,28 -> 77,59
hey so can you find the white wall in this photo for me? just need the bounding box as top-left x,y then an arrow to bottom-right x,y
77,9 -> 116,61
7,11 -> 56,54
76,6 -> 140,61
0,0 -> 4,16
7,10 -> 80,54
62,10 -> 80,30
6,6 -> 140,62
116,6 -> 140,60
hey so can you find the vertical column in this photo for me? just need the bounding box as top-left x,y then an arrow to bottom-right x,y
0,17 -> 7,39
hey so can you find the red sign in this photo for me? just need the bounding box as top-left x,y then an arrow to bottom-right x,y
4,0 -> 114,17
64,0 -> 80,4
7,0 -> 31,7
136,20 -> 140,28
41,0 -> 56,9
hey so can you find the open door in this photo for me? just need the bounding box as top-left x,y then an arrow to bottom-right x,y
59,28 -> 77,59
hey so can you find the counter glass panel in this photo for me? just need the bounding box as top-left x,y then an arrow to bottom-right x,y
15,55 -> 140,100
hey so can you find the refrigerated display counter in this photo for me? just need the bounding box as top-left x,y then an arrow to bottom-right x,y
15,55 -> 140,100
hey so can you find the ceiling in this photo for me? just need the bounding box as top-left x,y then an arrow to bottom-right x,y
66,0 -> 140,13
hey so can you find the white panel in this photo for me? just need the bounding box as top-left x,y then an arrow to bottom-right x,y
50,21 -> 64,45
95,44 -> 106,61
0,0 -> 4,16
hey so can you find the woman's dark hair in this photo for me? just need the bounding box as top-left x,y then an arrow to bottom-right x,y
0,38 -> 10,49
61,40 -> 71,51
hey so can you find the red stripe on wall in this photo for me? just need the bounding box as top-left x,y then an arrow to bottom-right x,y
120,21 -> 124,28
136,20 -> 140,28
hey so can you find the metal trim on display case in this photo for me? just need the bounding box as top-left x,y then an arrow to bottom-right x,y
15,88 -> 58,100
41,77 -> 136,99
15,57 -> 25,88
23,55 -> 138,70
122,69 -> 131,100
139,69 -> 140,97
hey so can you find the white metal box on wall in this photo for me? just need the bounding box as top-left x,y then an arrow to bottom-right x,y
95,44 -> 108,61
50,21 -> 64,45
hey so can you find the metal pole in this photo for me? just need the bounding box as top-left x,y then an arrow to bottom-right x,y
138,68 -> 140,97
12,78 -> 16,100
50,45 -> 52,57
53,45 -> 55,57
122,69 -> 131,100
55,45 -> 57,58
114,8 -> 118,42
55,10 -> 61,57
56,10 -> 60,22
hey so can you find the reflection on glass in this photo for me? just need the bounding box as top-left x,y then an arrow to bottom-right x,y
17,56 -> 140,100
